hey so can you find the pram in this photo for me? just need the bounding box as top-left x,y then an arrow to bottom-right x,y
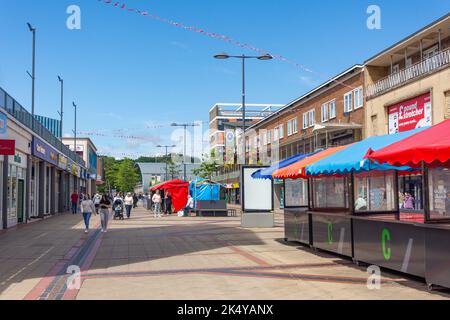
113,199 -> 125,220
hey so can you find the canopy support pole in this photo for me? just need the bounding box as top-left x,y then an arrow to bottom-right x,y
422,162 -> 431,223
349,173 -> 355,216
394,171 -> 400,221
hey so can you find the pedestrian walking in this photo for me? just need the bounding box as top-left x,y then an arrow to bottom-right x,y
93,193 -> 102,214
99,195 -> 112,233
124,193 -> 134,219
165,192 -> 173,215
113,194 -> 125,220
80,194 -> 96,233
71,191 -> 79,214
152,191 -> 162,218
133,193 -> 139,208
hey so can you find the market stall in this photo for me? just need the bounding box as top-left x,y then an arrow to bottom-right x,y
306,129 -> 425,263
150,179 -> 189,213
272,146 -> 349,245
189,178 -> 227,216
366,119 -> 450,289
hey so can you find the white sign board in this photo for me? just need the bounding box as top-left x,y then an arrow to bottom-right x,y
241,167 -> 273,212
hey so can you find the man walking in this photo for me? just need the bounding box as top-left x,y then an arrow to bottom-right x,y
71,191 -> 79,214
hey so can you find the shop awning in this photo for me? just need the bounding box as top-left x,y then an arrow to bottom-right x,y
365,119 -> 450,168
251,153 -> 310,180
150,179 -> 189,212
272,146 -> 349,180
306,128 -> 426,176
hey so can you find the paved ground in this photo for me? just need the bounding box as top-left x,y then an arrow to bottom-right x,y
0,207 -> 449,300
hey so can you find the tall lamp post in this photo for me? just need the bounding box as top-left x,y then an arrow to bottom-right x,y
57,76 -> 64,139
171,123 -> 200,181
72,102 -> 77,156
27,23 -> 36,129
213,53 -> 273,165
157,145 -> 176,182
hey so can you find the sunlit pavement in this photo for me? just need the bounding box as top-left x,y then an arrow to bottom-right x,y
0,207 -> 449,300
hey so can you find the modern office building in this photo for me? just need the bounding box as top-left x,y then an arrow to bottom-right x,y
209,103 -> 283,162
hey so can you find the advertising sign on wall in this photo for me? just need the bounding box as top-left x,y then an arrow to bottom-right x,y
0,111 -> 7,135
58,154 -> 68,170
32,137 -> 58,166
388,93 -> 432,134
0,139 -> 15,155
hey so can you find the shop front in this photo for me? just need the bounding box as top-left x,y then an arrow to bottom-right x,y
6,152 -> 28,227
32,136 -> 58,217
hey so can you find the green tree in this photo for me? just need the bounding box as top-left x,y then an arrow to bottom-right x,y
192,161 -> 220,180
116,159 -> 141,192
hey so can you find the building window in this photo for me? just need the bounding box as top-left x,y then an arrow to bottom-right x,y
279,124 -> 284,139
267,130 -> 272,144
354,87 -> 364,110
288,118 -> 297,136
292,118 -> 298,134
329,100 -> 336,119
321,103 -> 328,123
273,128 -> 279,142
263,132 -> 267,145
308,110 -> 315,127
344,91 -> 353,113
302,113 -> 308,130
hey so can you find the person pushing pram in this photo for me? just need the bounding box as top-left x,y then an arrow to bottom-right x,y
112,193 -> 125,220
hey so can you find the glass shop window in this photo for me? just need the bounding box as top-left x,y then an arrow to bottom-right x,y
313,176 -> 348,209
284,179 -> 308,207
354,171 -> 395,212
428,168 -> 450,221
398,173 -> 423,211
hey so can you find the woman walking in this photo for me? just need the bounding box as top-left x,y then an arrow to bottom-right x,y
124,193 -> 134,219
99,195 -> 111,233
152,191 -> 162,218
80,194 -> 96,234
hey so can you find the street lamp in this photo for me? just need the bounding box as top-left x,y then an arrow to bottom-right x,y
57,76 -> 64,139
157,145 -> 176,182
214,52 -> 273,165
72,102 -> 77,156
27,23 -> 36,129
171,122 -> 200,181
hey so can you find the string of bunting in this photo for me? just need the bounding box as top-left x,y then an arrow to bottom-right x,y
97,0 -> 358,95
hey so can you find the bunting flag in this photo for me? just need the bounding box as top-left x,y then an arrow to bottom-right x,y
97,0 -> 358,93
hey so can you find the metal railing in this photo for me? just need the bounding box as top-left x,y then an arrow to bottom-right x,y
0,86 -> 85,166
366,48 -> 450,99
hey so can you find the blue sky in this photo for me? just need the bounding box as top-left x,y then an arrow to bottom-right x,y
0,0 -> 448,158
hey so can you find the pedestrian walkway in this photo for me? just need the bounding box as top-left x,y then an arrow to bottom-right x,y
0,207 -> 448,300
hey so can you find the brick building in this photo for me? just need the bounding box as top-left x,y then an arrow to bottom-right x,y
365,13 -> 450,137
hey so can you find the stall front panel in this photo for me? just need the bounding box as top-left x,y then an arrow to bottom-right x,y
311,213 -> 353,257
285,208 -> 311,245
353,218 -> 425,277
424,225 -> 450,288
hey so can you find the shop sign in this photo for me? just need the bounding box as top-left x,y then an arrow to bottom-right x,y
32,137 -> 58,166
0,139 -> 15,155
58,154 -> 68,170
0,111 -> 7,135
13,153 -> 22,164
388,93 -> 432,134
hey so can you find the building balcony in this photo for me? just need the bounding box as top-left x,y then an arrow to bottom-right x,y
366,48 -> 450,99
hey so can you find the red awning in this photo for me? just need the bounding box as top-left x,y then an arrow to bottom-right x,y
365,119 -> 450,168
150,179 -> 189,212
